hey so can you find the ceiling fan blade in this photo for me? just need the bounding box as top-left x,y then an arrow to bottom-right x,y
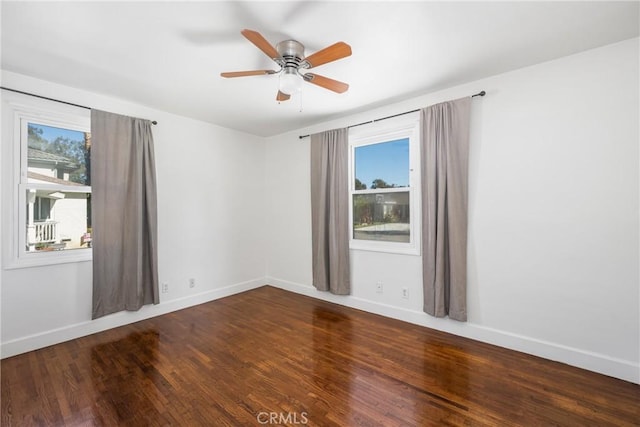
220,70 -> 277,78
276,91 -> 291,102
302,42 -> 352,69
303,73 -> 349,93
241,29 -> 281,61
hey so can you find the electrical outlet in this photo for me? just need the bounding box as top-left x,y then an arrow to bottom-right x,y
376,281 -> 383,293
161,282 -> 169,293
189,278 -> 196,288
402,287 -> 409,299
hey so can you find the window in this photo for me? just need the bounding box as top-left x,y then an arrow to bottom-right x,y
2,93 -> 92,268
24,122 -> 91,253
349,114 -> 421,255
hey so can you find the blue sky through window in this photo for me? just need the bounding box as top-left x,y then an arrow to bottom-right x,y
34,123 -> 84,143
355,138 -> 409,189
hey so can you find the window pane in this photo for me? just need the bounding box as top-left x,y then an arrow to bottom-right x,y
25,189 -> 91,252
27,123 -> 90,185
353,192 -> 410,243
354,138 -> 409,190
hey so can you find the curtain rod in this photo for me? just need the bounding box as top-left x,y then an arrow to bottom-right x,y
0,86 -> 158,125
298,90 -> 485,139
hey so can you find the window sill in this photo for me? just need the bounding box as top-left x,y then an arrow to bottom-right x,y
4,249 -> 92,269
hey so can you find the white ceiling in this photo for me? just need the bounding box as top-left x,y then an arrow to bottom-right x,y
2,1 -> 638,137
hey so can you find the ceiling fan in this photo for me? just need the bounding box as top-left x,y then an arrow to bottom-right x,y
221,29 -> 352,102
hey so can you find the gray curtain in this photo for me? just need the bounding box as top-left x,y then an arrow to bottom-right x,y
421,97 -> 471,321
91,110 -> 159,319
310,128 -> 350,295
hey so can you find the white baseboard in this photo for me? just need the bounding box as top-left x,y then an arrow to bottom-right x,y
266,276 -> 639,385
0,277 -> 265,359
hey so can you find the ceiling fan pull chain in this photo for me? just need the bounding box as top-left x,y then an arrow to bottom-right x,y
299,90 -> 303,113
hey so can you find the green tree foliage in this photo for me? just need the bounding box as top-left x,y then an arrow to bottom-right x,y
355,178 -> 367,190
51,136 -> 88,184
28,125 -> 48,150
353,195 -> 373,226
371,178 -> 396,189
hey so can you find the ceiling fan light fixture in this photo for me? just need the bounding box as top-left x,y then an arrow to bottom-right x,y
279,67 -> 302,95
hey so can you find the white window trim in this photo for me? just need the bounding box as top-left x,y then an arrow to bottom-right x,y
348,112 -> 421,256
2,92 -> 92,269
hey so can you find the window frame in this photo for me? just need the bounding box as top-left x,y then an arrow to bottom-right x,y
2,93 -> 92,269
348,113 -> 421,256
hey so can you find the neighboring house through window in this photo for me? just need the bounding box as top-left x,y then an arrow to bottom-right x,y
25,127 -> 91,252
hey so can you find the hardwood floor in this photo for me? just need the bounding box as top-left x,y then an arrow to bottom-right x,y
2,286 -> 639,426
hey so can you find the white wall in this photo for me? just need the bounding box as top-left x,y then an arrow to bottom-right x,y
1,71 -> 267,356
265,38 -> 640,383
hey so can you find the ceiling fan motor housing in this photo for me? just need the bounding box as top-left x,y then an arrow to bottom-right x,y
276,40 -> 305,71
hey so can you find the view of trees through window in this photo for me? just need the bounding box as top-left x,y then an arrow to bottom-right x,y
353,138 -> 411,243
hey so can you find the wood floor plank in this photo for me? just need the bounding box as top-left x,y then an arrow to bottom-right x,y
2,286 -> 639,426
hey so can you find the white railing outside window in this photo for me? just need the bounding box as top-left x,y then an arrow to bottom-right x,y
27,220 -> 59,251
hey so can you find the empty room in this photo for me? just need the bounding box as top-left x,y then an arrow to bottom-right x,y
1,1 -> 639,426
